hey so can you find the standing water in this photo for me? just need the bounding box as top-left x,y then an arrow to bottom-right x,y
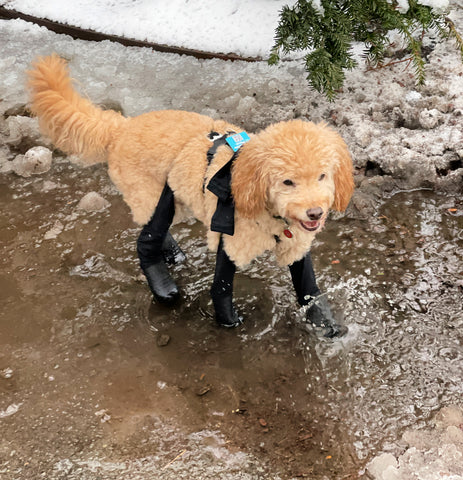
1,156 -> 462,478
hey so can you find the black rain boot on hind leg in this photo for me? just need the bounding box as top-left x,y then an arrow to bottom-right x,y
210,238 -> 243,328
137,184 -> 180,305
162,231 -> 186,265
289,253 -> 348,338
142,261 -> 179,305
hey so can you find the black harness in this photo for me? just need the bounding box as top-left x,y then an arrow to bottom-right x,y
205,131 -> 238,236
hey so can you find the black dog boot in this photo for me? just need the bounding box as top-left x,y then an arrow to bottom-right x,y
137,183 -> 180,304
210,237 -> 242,327
162,232 -> 186,265
306,294 -> 348,338
138,230 -> 180,304
211,292 -> 243,328
289,253 -> 347,338
143,262 -> 180,304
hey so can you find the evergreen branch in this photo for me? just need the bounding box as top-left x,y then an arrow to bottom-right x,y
270,0 -> 463,99
445,17 -> 463,60
366,55 -> 413,72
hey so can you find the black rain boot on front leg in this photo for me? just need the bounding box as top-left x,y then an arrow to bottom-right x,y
137,184 -> 179,305
289,253 -> 347,338
210,238 -> 243,328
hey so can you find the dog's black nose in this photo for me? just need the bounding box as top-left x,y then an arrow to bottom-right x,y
306,207 -> 323,221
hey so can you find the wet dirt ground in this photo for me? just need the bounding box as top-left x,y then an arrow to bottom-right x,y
1,154 -> 462,479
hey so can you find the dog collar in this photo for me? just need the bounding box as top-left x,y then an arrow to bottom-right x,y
273,215 -> 294,240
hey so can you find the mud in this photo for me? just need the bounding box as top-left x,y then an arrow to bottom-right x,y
1,150 -> 462,479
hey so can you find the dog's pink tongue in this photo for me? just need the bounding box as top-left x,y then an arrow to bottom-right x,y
302,220 -> 318,229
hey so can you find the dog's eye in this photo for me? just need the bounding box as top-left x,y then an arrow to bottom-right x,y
318,174 -> 326,181
283,179 -> 295,186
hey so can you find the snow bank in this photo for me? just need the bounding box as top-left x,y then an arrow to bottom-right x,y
1,0 -> 296,58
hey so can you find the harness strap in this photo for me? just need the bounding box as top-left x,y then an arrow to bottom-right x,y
206,131 -> 235,166
205,130 -> 254,237
204,130 -> 238,236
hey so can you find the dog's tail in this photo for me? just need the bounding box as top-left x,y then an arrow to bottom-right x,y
27,54 -> 124,164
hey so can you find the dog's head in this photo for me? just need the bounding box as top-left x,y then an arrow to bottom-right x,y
231,120 -> 353,234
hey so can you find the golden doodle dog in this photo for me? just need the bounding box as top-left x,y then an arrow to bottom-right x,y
28,54 -> 354,337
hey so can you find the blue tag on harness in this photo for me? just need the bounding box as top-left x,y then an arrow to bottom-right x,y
226,131 -> 250,152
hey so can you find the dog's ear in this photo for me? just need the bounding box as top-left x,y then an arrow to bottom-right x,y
332,137 -> 354,212
231,149 -> 268,219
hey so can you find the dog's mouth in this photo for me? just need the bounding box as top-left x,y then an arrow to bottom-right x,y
298,218 -> 325,232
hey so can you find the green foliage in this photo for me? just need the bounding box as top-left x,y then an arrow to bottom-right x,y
269,0 -> 463,100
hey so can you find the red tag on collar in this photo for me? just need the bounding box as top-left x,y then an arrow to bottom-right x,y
283,229 -> 293,238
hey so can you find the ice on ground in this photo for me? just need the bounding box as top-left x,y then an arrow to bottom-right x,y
367,405 -> 463,480
11,145 -> 52,177
0,403 -> 22,418
76,191 -> 110,212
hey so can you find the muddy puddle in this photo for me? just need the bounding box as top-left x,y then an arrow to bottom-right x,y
1,159 -> 462,479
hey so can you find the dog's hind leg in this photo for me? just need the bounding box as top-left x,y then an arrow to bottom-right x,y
210,237 -> 243,327
162,232 -> 186,265
137,183 -> 181,304
289,253 -> 348,338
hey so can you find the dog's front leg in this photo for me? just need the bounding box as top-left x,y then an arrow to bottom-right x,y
137,183 -> 181,304
210,237 -> 243,327
289,253 -> 347,338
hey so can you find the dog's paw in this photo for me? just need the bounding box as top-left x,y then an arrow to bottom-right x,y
213,296 -> 243,328
217,310 -> 244,328
163,247 -> 186,265
316,323 -> 348,338
162,232 -> 186,265
306,295 -> 347,338
143,262 -> 180,305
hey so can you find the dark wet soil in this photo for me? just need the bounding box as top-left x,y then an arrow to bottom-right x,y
1,158 -> 462,479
